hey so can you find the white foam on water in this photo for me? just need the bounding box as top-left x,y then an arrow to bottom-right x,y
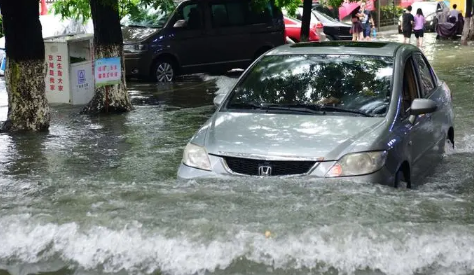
2,214 -> 474,275
452,134 -> 474,153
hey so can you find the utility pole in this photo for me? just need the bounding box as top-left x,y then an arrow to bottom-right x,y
377,0 -> 381,30
301,0 -> 313,42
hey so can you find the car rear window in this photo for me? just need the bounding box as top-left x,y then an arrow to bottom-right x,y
224,54 -> 394,116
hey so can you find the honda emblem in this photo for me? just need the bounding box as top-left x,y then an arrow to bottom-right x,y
258,165 -> 272,176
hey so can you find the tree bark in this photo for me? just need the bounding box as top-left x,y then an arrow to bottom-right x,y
461,0 -> 473,45
469,15 -> 474,40
461,17 -> 472,45
0,0 -> 50,132
300,0 -> 313,42
83,0 -> 133,115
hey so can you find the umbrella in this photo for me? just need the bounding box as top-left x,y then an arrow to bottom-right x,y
338,1 -> 360,21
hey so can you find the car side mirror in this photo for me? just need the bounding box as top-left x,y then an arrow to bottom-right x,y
173,19 -> 186,28
213,93 -> 225,107
409,98 -> 437,123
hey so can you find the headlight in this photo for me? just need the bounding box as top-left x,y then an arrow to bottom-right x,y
426,15 -> 434,21
326,151 -> 387,177
182,143 -> 211,171
124,44 -> 147,53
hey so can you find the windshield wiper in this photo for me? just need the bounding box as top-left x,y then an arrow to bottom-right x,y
227,102 -> 372,116
123,24 -> 148,28
264,103 -> 373,117
227,102 -> 323,114
227,102 -> 266,109
263,103 -> 324,114
317,105 -> 373,117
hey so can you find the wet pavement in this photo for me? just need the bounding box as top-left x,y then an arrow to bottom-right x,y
2,33 -> 474,275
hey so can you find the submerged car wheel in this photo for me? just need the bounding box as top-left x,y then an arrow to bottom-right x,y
444,137 -> 455,155
432,18 -> 438,32
153,59 -> 176,83
394,166 -> 411,189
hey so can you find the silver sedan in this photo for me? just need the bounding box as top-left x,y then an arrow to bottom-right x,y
178,41 -> 454,188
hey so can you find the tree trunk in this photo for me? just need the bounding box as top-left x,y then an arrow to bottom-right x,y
461,0 -> 473,45
300,0 -> 313,42
83,0 -> 133,115
461,17 -> 472,45
469,16 -> 474,40
0,0 -> 50,132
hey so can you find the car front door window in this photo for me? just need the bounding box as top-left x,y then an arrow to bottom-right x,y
402,57 -> 419,115
413,53 -> 436,98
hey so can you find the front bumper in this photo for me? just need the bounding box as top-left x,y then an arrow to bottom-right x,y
177,154 -> 395,186
425,19 -> 435,31
124,52 -> 152,77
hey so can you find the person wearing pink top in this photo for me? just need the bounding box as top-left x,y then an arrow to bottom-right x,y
413,8 -> 426,47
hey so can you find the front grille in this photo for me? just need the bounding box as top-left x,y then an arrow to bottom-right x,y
223,156 -> 316,176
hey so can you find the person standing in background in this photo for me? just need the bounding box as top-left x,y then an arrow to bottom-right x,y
359,3 -> 375,41
413,8 -> 426,47
351,12 -> 364,41
449,4 -> 460,22
401,5 -> 414,43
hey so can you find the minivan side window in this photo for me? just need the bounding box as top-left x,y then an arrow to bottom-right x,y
210,2 -> 246,27
413,53 -> 436,98
175,3 -> 203,29
209,1 -> 273,28
247,2 -> 274,24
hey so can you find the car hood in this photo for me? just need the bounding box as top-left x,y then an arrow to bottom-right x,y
121,26 -> 160,43
202,112 -> 386,160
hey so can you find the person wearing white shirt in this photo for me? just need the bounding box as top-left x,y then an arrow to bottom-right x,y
449,4 -> 460,22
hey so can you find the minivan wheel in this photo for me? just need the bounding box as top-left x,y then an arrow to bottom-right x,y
153,59 -> 176,82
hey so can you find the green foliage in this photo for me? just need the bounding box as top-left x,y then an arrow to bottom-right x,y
53,0 -> 145,21
52,0 -> 92,21
379,5 -> 403,20
0,16 -> 3,38
273,0 -> 301,16
53,0 -> 303,21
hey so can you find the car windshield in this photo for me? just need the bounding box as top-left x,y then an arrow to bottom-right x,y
224,54 -> 394,116
120,7 -> 171,28
412,3 -> 437,15
294,7 -> 320,23
313,10 -> 338,23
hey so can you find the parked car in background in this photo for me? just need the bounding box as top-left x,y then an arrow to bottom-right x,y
178,41 -> 454,188
284,16 -> 321,42
398,0 -> 450,33
122,0 -> 285,82
311,9 -> 352,40
282,8 -> 326,41
288,7 -> 351,40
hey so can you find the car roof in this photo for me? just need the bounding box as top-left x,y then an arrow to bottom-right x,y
265,41 -> 408,57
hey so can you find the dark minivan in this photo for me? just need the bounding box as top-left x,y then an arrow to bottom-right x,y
122,0 -> 285,82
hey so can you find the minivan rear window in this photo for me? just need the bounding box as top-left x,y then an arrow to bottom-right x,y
224,54 -> 394,116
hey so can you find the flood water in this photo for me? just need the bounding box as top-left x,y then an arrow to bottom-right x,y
1,33 -> 474,275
